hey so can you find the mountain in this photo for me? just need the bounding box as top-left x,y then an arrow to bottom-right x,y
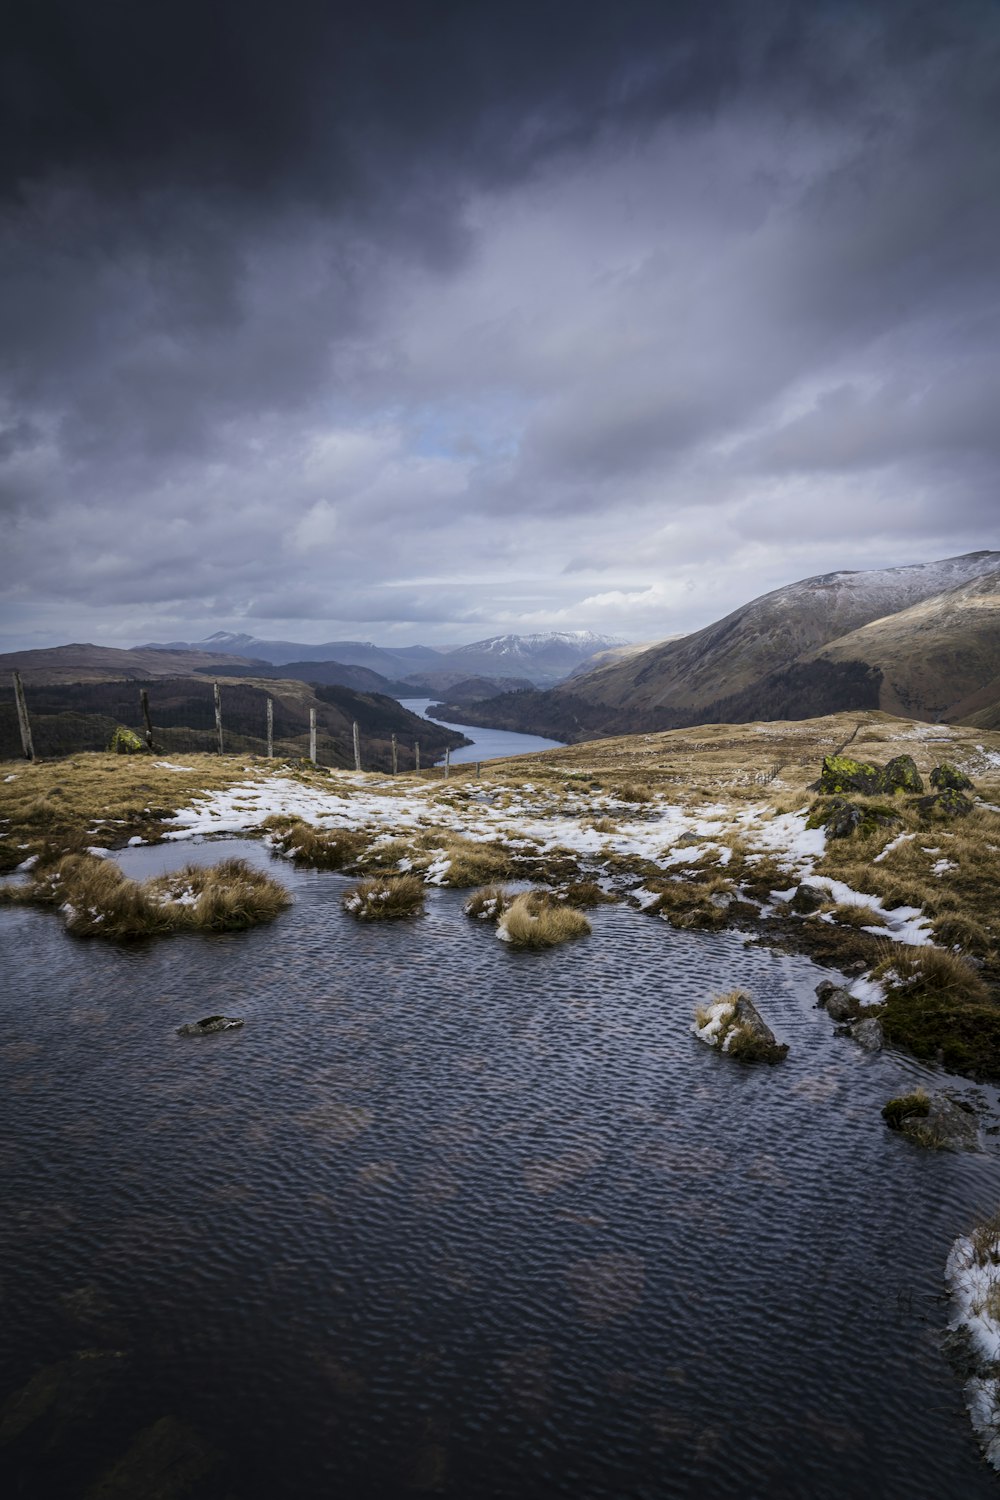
0,642 -> 267,684
138,630 -> 627,687
427,551 -> 1000,740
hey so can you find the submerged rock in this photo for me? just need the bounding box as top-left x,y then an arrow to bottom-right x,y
84,1414 -> 219,1500
176,1015 -> 244,1037
931,762 -> 974,792
823,988 -> 859,1023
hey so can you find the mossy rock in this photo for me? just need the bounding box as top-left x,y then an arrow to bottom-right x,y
882,754 -> 923,795
915,788 -> 974,820
818,755 -> 884,796
930,762 -> 974,792
108,726 -> 145,755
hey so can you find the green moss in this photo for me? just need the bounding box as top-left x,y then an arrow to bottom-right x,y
726,1030 -> 789,1064
818,755 -> 883,795
108,726 -> 145,754
930,762 -> 974,792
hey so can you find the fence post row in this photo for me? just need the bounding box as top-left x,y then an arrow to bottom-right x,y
139,688 -> 156,752
391,733 -> 398,775
414,740 -> 420,773
12,671 -> 35,761
213,682 -> 224,755
352,720 -> 361,772
266,697 -> 273,758
444,747 -> 451,779
309,707 -> 317,764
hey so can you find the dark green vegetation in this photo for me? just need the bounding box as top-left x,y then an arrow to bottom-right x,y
0,674 -> 467,766
0,853 -> 290,939
874,948 -> 1000,1078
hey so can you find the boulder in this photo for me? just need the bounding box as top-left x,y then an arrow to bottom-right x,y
726,994 -> 789,1064
930,762 -> 974,792
791,882 -> 825,914
176,1015 -> 244,1037
818,755 -> 884,796
108,726 -> 144,755
915,789 -> 974,820
824,988 -> 859,1023
850,1016 -> 884,1051
899,1092 -> 977,1146
881,754 -> 924,795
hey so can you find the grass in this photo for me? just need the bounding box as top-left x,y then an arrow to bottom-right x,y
646,875 -> 733,931
430,836 -> 514,887
874,945 -> 1000,1077
881,1089 -> 930,1129
971,1212 -> 1000,1267
0,852 -> 290,938
342,874 -> 425,921
496,891 -> 592,948
693,989 -> 788,1063
820,901 -> 887,929
265,817 -> 368,870
464,884 -> 512,921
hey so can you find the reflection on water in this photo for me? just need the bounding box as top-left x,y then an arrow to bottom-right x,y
1,839 -> 998,1497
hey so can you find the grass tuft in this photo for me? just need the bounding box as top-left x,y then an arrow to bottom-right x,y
496,891 -> 592,948
464,884 -> 512,922
342,874 -> 425,921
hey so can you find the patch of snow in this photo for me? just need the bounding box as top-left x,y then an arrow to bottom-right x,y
153,760 -> 195,771
931,859 -> 957,875
127,836 -> 146,846
14,854 -> 39,872
946,1230 -> 1000,1469
85,847 -> 110,859
873,832 -> 915,863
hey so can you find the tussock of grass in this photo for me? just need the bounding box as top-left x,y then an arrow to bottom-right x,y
342,874 -> 425,921
464,884 -> 511,921
648,878 -> 730,931
874,944 -> 1000,1077
496,891 -> 591,948
432,837 -> 514,888
881,1089 -> 930,1129
556,880 -> 615,908
589,817 -> 618,834
265,817 -> 367,870
617,782 -> 654,804
971,1212 -> 1000,1267
1,852 -> 290,938
877,945 -> 990,1004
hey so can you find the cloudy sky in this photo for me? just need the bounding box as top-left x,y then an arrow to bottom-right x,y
2,0 -> 999,652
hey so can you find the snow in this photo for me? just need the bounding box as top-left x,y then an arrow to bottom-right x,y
127,836 -> 146,846
692,996 -> 736,1048
872,832 -> 915,863
154,760 -> 195,772
946,1230 -> 1000,1469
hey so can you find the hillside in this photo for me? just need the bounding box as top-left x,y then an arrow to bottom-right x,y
0,642 -> 266,684
430,551 -> 1000,740
0,669 -> 467,767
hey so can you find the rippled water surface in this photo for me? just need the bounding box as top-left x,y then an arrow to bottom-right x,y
2,840 -> 999,1498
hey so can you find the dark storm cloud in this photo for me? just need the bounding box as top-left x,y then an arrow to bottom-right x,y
2,0 -> 1000,648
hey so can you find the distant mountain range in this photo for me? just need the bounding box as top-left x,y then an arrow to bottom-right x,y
426,551 -> 1000,740
139,630 -> 626,689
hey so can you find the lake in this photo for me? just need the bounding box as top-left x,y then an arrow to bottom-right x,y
397,698 -> 565,764
1,836 -> 996,1497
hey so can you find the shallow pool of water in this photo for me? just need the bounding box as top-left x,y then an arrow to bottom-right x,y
1,842 -> 997,1497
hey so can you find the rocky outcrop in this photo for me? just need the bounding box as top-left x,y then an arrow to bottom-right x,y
108,726 -> 145,754
931,762 -> 975,791
883,1090 -> 979,1150
806,795 -> 901,839
916,788 -> 974,819
817,752 -> 923,797
693,990 -> 788,1063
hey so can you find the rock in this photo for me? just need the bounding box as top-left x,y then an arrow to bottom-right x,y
850,1016 -> 884,1051
726,994 -> 789,1064
823,987 -> 859,1023
791,882 -> 825,914
815,797 -> 864,838
176,1015 -> 244,1037
881,754 -> 924,794
108,726 -> 145,755
818,755 -> 885,796
893,1092 -> 980,1151
915,789 -> 974,819
930,762 -> 974,792
674,831 -> 703,847
814,979 -> 839,1003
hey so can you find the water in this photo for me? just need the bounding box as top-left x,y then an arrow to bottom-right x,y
1,840 -> 998,1498
398,698 -> 565,764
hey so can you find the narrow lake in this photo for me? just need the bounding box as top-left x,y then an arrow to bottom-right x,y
1,838 -> 997,1498
397,698 -> 565,764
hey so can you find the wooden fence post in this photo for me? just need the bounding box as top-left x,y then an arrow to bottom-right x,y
12,671 -> 35,761
444,747 -> 451,779
414,740 -> 420,773
266,698 -> 273,758
391,733 -> 398,775
476,761 -> 481,778
139,688 -> 156,752
352,720 -> 361,772
214,682 -> 224,755
309,707 -> 317,764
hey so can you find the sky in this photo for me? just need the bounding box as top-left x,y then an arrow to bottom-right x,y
2,0 -> 999,652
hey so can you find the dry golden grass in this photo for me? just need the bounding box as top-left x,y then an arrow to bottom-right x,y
432,837 -> 515,888
876,944 -> 990,1003
971,1212 -> 1000,1267
341,874 -> 425,921
265,817 -> 368,870
1,852 -> 290,938
497,891 -> 592,948
821,902 -> 887,930
463,884 -> 512,921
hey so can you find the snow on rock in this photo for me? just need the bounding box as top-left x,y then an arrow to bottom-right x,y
946,1228 -> 1000,1469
